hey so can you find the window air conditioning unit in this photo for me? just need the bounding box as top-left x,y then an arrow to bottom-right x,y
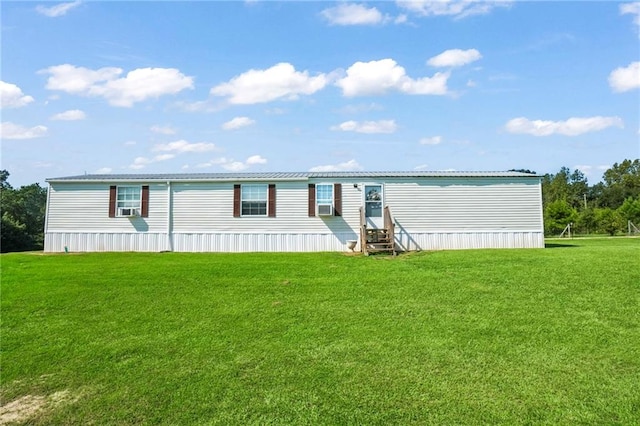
119,208 -> 138,217
318,204 -> 333,216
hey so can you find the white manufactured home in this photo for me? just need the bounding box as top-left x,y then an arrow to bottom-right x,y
44,171 -> 544,253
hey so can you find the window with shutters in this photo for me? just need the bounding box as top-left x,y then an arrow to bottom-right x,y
241,184 -> 268,216
110,185 -> 148,217
316,184 -> 333,216
116,186 -> 141,216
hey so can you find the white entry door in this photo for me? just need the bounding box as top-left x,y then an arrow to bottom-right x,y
364,184 -> 384,229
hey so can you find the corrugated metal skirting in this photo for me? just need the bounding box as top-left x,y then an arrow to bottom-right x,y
45,231 -> 543,252
45,233 -> 169,252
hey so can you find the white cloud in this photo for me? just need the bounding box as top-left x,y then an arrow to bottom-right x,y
222,116 -> 256,130
50,109 -> 86,121
0,81 -> 35,108
574,164 -> 611,177
321,3 -> 386,26
150,125 -> 177,135
246,155 -> 267,165
608,61 -> 640,92
427,49 -> 482,67
420,135 -> 442,145
0,122 -> 48,140
413,164 -> 430,170
41,64 -> 193,107
620,2 -> 640,34
210,63 -> 328,104
196,155 -> 267,171
95,167 -> 112,174
152,139 -> 217,154
129,154 -> 175,170
504,116 -> 624,136
124,140 -> 137,146
397,0 -> 512,20
36,0 -> 81,17
331,120 -> 398,134
336,59 -> 449,96
309,159 -> 363,172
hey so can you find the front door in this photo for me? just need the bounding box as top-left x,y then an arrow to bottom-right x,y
364,184 -> 384,229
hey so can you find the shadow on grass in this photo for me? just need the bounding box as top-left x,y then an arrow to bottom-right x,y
545,242 -> 579,249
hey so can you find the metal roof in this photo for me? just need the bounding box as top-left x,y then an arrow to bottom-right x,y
46,171 -> 540,183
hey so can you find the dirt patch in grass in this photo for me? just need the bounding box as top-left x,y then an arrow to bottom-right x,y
0,390 -> 71,425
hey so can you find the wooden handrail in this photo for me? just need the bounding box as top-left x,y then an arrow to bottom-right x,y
359,206 -> 367,255
384,205 -> 396,256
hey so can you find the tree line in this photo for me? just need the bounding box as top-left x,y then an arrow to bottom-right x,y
538,159 -> 640,236
1,161 -> 639,252
1,170 -> 48,253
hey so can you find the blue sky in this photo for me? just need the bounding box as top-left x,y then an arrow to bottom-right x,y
1,1 -> 639,187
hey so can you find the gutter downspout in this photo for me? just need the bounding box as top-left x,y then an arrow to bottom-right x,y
167,180 -> 173,251
44,183 -> 52,251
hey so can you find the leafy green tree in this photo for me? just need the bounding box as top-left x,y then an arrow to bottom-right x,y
542,167 -> 589,210
575,208 -> 597,234
544,200 -> 577,235
600,159 -> 640,208
596,208 -> 624,236
617,196 -> 640,225
0,170 -> 48,252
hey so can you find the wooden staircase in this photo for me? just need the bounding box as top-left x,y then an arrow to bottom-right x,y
359,206 -> 396,256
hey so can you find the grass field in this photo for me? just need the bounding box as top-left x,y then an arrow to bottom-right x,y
1,238 -> 639,425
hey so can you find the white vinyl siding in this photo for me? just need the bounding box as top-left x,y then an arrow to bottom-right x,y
46,183 -> 167,232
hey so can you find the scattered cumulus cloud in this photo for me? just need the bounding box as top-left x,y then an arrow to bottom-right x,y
246,154 -> 267,165
620,2 -> 640,34
336,58 -> 449,96
211,63 -> 328,104
413,164 -> 430,170
152,139 -> 217,153
1,81 -> 35,109
321,3 -> 386,26
222,116 -> 256,130
196,155 -> 267,171
36,0 -> 81,17
41,64 -> 194,107
129,154 -> 175,170
150,125 -> 177,135
420,136 -> 442,145
608,61 -> 640,92
331,120 -> 398,134
574,164 -> 611,177
0,122 -> 48,140
50,109 -> 86,121
397,0 -> 512,20
95,167 -> 112,174
427,49 -> 482,67
504,116 -> 624,136
309,159 -> 363,172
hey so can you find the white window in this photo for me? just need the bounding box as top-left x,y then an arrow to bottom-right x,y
316,184 -> 333,216
117,186 -> 141,216
241,184 -> 267,216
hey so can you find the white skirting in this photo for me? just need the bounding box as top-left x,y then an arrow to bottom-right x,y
44,230 -> 544,253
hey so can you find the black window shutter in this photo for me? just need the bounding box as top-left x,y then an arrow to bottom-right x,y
334,183 -> 342,216
268,184 -> 276,217
109,186 -> 116,217
141,186 -> 149,217
308,184 -> 316,217
233,184 -> 241,217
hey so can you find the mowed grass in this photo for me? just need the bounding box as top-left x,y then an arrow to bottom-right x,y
1,239 -> 639,425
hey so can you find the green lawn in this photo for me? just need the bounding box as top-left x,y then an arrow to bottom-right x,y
2,238 -> 639,425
